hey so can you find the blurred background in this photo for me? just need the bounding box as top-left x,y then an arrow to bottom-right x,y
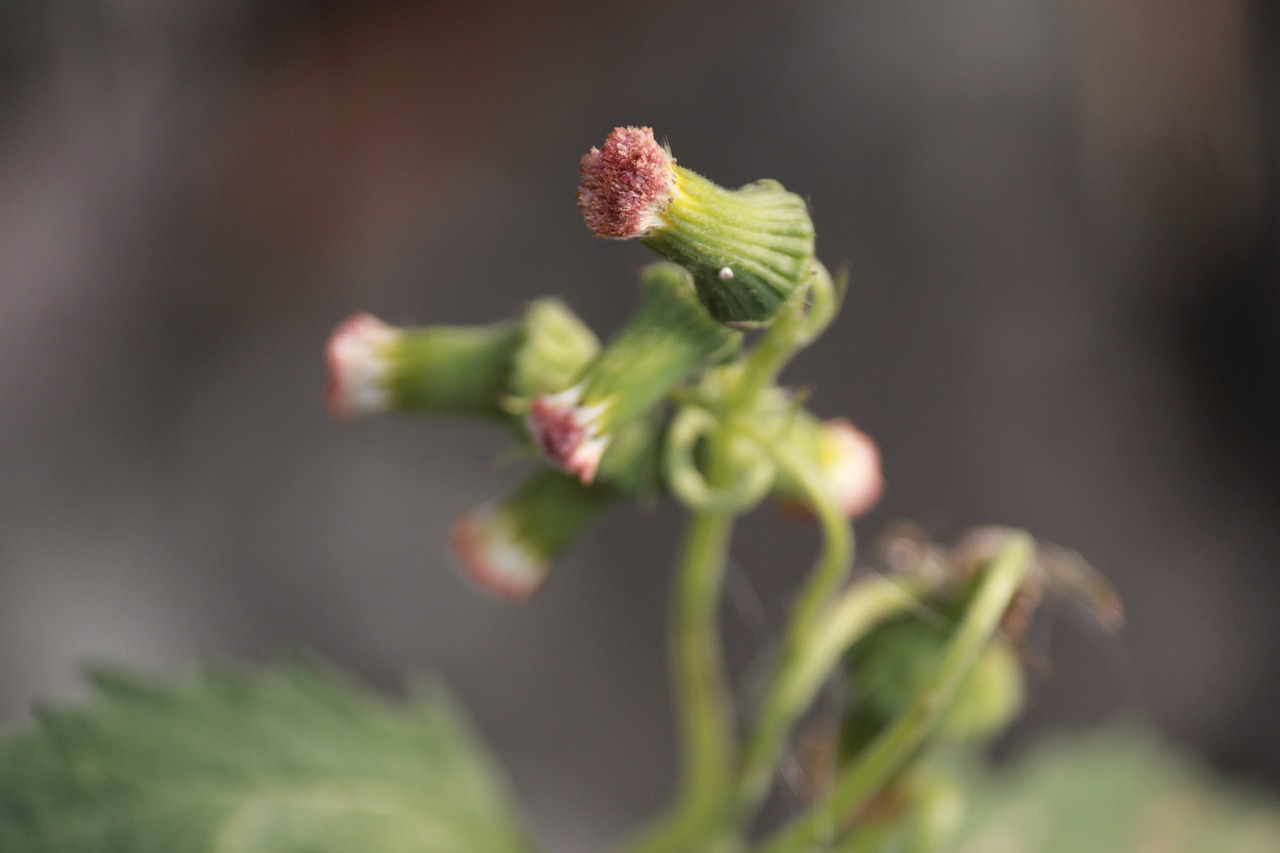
0,1 -> 1277,849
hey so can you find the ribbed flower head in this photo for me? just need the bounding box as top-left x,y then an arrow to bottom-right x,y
507,298 -> 601,399
578,126 -> 816,325
325,312 -> 401,418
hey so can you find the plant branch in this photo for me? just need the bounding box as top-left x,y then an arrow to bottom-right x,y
736,573 -> 931,816
752,532 -> 1035,853
619,444 -> 740,852
729,426 -> 856,816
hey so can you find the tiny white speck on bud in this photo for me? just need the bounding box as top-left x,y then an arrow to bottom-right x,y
718,266 -> 734,281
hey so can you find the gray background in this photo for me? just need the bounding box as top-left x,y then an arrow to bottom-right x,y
1,1 -> 1277,849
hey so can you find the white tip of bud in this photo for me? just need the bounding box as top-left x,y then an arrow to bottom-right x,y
822,419 -> 883,519
325,313 -> 399,419
450,508 -> 548,601
526,386 -> 609,484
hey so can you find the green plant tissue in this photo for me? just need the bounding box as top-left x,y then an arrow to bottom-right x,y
953,726 -> 1280,853
0,662 -> 536,853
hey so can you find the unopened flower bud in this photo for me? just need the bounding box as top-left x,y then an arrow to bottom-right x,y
325,299 -> 599,422
578,126 -> 816,325
450,469 -> 614,600
845,618 -> 1023,747
773,414 -> 883,519
528,263 -> 739,483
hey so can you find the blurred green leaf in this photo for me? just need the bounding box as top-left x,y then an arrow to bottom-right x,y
953,726 -> 1280,853
0,662 -> 537,853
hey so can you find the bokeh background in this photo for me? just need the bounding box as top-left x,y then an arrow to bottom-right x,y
1,1 -> 1277,849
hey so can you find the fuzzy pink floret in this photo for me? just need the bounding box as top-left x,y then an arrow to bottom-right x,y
325,312 -> 397,419
578,126 -> 676,239
526,390 -> 606,484
449,510 -> 546,601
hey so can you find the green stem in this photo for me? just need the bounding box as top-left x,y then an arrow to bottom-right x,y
672,509 -> 737,820
729,296 -> 805,410
833,823 -> 895,853
751,532 -> 1035,853
619,273 -> 840,851
736,574 -> 930,816
769,443 -> 856,663
619,471 -> 738,853
731,430 -> 855,816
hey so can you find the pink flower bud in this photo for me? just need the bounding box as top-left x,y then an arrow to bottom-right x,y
526,386 -> 609,485
449,507 -> 548,601
324,313 -> 399,419
822,419 -> 883,519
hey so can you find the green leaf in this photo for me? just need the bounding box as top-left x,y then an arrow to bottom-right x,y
0,662 -> 538,853
953,726 -> 1280,853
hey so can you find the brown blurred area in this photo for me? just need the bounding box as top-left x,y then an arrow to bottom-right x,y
0,1 -> 1276,848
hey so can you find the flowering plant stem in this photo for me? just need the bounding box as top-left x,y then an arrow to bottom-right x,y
733,427 -> 855,814
325,127 -> 1103,853
753,532 -> 1035,852
626,469 -> 1033,853
623,276 -> 882,851
621,408 -> 742,853
620,508 -> 738,853
619,299 -> 797,853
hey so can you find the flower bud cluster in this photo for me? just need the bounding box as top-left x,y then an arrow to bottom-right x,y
324,127 -> 883,600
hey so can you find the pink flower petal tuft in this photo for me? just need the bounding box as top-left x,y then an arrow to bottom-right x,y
578,126 -> 675,239
450,510 -> 547,601
526,388 -> 607,484
325,312 -> 398,419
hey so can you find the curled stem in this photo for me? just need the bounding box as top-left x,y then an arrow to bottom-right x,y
793,262 -> 844,348
731,424 -> 857,815
666,406 -> 775,513
752,532 -> 1036,853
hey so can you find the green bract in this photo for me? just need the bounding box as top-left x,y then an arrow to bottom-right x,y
643,172 -> 815,326
386,321 -> 524,418
577,263 -> 741,425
